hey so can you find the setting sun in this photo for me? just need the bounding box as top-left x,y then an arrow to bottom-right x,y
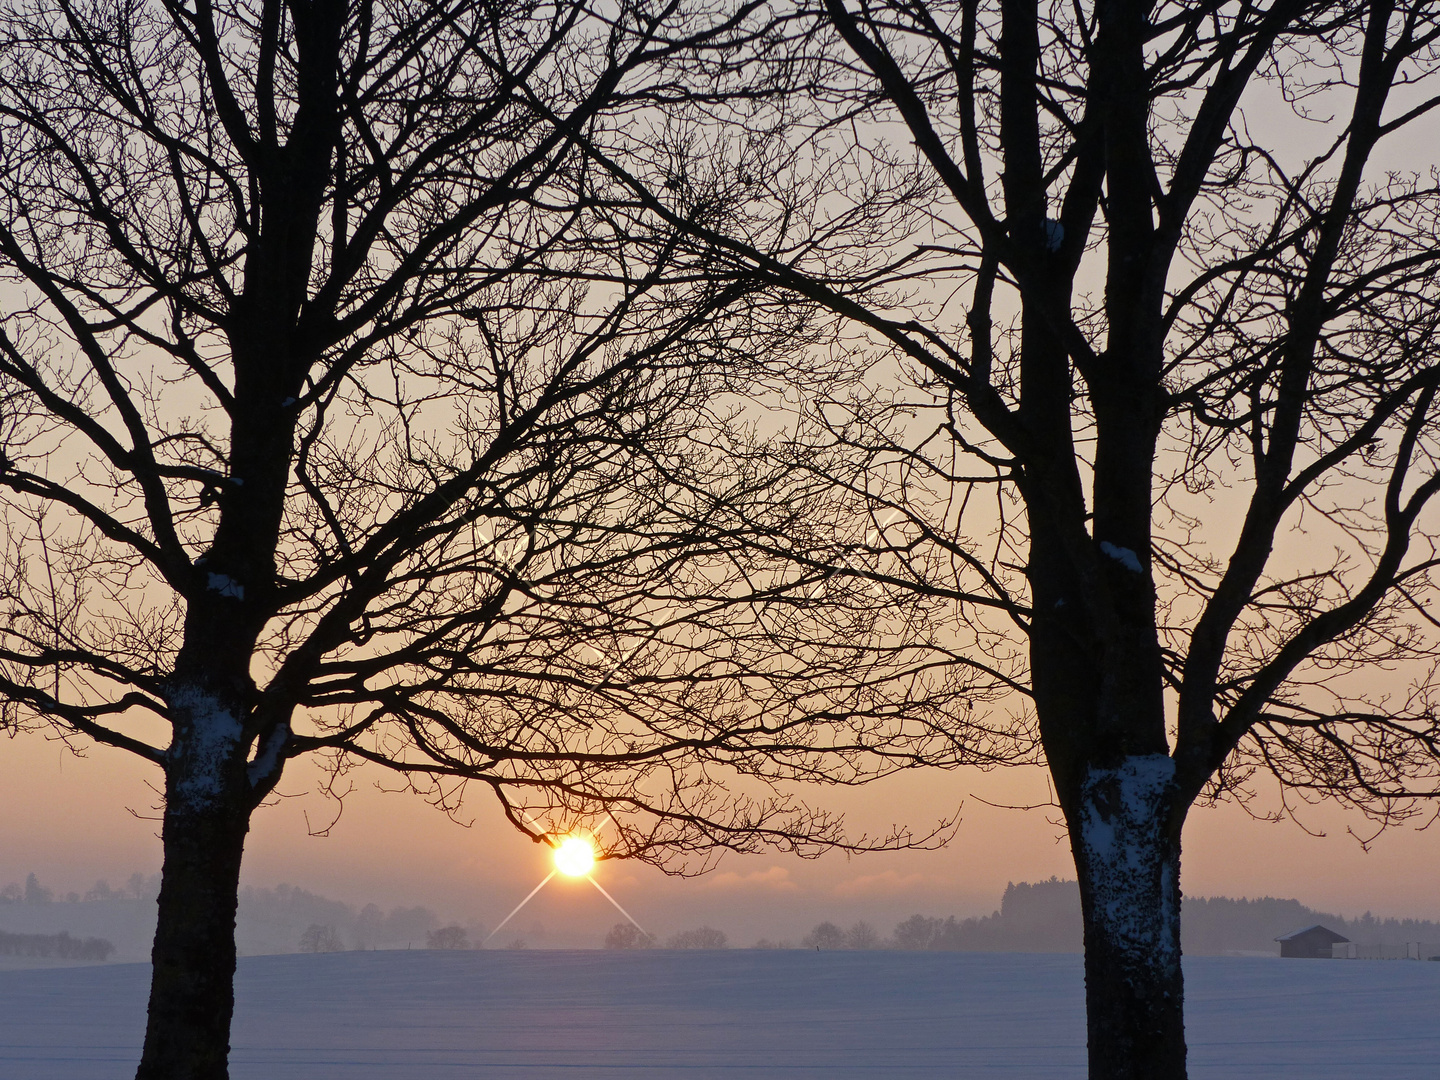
553,836 -> 596,877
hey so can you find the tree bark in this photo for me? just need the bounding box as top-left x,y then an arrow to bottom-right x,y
1072,756 -> 1186,1080
135,687 -> 254,1080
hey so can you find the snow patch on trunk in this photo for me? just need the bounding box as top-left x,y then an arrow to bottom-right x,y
1080,754 -> 1177,969
168,685 -> 243,810
247,723 -> 289,788
206,573 -> 244,599
1098,541 -> 1144,574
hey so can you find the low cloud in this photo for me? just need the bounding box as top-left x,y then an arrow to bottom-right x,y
702,867 -> 800,893
834,870 -> 928,897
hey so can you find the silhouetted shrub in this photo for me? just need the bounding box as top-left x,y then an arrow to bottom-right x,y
667,926 -> 727,949
427,925 -> 470,949
298,924 -> 344,953
604,922 -> 655,949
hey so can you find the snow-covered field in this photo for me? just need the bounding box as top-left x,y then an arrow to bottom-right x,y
1,950 -> 1436,1078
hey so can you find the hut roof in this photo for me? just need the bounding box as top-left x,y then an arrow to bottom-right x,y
1274,924 -> 1350,944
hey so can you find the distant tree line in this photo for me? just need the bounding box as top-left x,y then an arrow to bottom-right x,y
16,870 -> 1437,959
1,873 -> 461,956
801,921 -> 882,950
599,878 -> 1440,954
604,924 -> 727,949
1183,897 -> 1440,956
239,885 -> 444,955
0,929 -> 114,961
296,921 -> 479,953
0,873 -> 161,906
796,879 -> 1440,955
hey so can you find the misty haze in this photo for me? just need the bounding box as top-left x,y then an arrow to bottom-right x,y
3,869 -> 1439,1076
4,0 -> 1440,1077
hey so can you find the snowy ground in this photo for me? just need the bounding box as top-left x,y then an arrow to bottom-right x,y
1,950 -> 1436,1079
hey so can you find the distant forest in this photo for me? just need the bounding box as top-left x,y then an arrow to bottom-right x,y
819,879 -> 1440,955
0,873 -> 448,959
0,928 -> 114,961
4,872 -> 1439,956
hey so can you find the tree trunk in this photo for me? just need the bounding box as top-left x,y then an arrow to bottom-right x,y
1073,755 -> 1186,1080
135,690 -> 253,1080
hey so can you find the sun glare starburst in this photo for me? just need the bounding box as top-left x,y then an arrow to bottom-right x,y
484,818 -> 648,946
553,836 -> 596,877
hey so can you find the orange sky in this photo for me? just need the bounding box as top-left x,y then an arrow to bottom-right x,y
3,726 -> 1437,947
6,62 -> 1440,951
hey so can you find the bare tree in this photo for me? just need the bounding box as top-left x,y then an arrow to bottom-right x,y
589,1 -> 1440,1076
666,924 -> 728,947
297,924 -> 343,954
844,919 -> 879,949
604,921 -> 656,948
0,1 -> 992,1076
426,925 -> 469,950
801,919 -> 845,948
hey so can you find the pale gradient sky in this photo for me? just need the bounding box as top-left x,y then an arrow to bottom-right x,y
3,727 -> 1437,949
5,38 -> 1440,954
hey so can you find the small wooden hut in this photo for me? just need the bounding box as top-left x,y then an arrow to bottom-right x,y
1275,924 -> 1350,959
